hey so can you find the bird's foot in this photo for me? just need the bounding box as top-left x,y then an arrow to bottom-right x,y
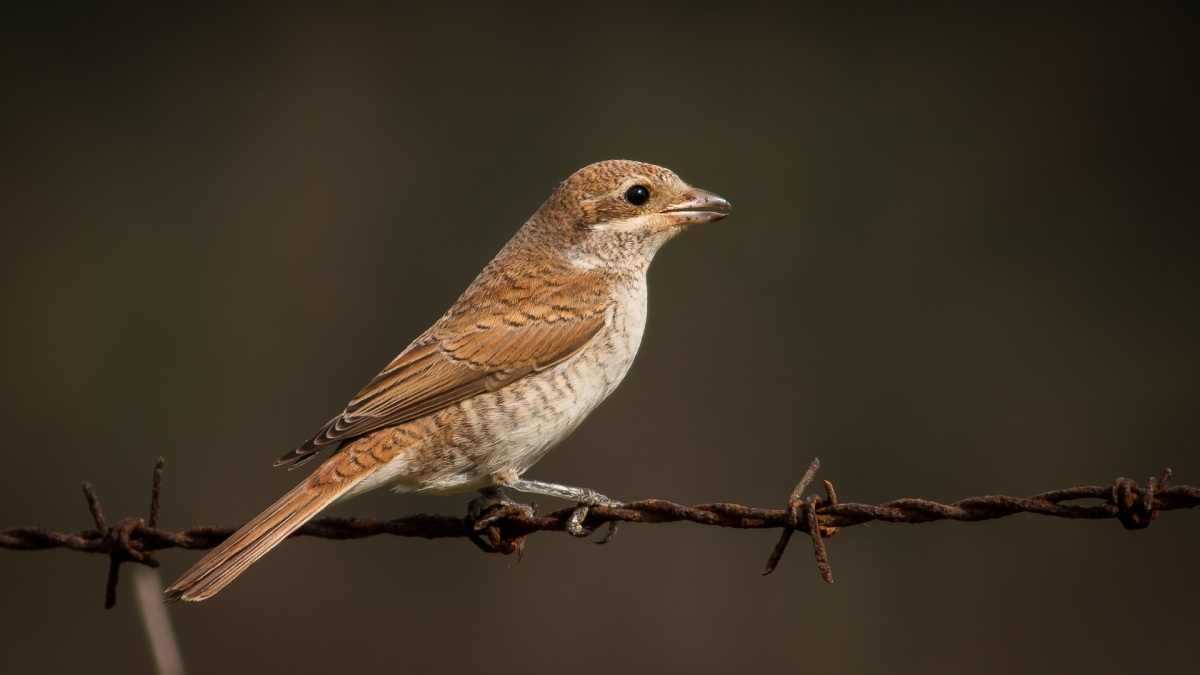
507,479 -> 623,541
465,486 -> 535,554
566,505 -> 620,543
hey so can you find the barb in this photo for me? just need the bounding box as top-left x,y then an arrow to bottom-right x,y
2,459 -> 1197,607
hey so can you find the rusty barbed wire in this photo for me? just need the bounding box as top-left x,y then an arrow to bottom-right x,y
2,457 -> 1196,607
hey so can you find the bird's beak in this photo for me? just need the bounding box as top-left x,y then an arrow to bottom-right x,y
659,188 -> 732,226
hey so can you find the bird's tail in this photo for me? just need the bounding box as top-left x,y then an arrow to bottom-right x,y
164,473 -> 357,603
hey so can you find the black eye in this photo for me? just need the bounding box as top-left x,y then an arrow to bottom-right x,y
624,184 -> 650,206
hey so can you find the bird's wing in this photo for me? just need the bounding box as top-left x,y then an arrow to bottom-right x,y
276,272 -> 610,467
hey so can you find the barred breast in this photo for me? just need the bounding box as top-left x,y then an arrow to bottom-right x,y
344,272 -> 649,498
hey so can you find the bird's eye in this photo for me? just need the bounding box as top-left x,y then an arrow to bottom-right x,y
624,184 -> 650,206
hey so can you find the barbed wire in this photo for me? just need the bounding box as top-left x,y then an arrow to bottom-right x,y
2,457 -> 1195,608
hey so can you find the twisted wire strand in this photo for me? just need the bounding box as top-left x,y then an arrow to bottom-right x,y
2,458 -> 1193,607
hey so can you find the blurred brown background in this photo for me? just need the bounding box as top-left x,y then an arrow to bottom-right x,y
2,3 -> 1197,674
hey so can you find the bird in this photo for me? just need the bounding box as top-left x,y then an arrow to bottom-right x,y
164,159 -> 731,602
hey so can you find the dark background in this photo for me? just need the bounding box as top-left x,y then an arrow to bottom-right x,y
2,3 -> 1197,674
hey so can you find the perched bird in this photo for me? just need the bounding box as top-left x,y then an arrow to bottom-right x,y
165,159 -> 731,602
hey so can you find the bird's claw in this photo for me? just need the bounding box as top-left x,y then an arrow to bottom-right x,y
465,488 -> 535,554
593,520 -> 619,545
565,493 -> 623,542
501,479 -> 623,542
566,504 -> 592,537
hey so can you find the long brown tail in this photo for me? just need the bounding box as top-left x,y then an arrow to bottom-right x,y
164,475 -> 356,603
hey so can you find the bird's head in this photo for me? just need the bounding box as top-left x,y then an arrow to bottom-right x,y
524,159 -> 731,270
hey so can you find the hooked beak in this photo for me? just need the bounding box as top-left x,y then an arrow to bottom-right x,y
658,187 -> 732,226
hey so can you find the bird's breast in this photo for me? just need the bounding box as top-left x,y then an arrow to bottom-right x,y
494,273 -> 649,459
390,275 -> 651,494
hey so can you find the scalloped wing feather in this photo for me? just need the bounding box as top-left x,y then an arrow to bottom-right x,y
275,273 -> 609,467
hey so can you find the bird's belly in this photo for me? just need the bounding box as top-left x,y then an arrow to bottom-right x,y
420,339 -> 634,493
351,281 -> 648,498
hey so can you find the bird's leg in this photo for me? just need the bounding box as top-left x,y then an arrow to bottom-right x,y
465,486 -> 535,553
507,479 -> 622,506
508,479 -> 622,539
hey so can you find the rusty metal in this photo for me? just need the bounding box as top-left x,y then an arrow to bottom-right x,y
2,458 -> 1196,608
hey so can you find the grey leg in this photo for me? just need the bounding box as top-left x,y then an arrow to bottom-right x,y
507,479 -> 623,507
508,479 -> 622,538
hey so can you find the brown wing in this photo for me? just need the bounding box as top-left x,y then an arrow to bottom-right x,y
276,272 -> 610,468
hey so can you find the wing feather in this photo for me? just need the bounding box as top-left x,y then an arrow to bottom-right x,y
276,273 -> 609,467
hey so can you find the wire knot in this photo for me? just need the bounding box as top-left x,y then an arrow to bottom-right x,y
102,517 -> 158,566
80,457 -> 166,608
762,458 -> 837,582
1110,469 -> 1170,530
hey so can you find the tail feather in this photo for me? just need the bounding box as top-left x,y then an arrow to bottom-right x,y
164,476 -> 353,603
